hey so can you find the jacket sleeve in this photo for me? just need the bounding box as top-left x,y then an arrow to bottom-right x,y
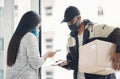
107,28 -> 120,53
61,38 -> 76,70
88,24 -> 115,38
26,33 -> 44,69
88,24 -> 120,53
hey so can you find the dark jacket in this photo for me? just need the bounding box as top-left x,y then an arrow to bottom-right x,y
63,20 -> 120,79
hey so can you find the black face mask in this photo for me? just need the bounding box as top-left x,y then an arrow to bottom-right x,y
68,20 -> 80,33
68,23 -> 78,32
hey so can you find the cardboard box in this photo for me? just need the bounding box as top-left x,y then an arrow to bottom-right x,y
78,39 -> 116,75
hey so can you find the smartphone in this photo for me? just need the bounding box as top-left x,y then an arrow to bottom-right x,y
55,49 -> 61,52
51,60 -> 63,66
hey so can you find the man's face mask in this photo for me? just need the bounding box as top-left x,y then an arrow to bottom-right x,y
68,17 -> 80,32
32,27 -> 40,36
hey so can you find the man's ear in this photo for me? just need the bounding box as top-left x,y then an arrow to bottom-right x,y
77,16 -> 81,23
78,16 -> 81,20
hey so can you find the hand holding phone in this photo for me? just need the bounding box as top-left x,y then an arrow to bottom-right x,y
55,49 -> 61,52
47,49 -> 61,58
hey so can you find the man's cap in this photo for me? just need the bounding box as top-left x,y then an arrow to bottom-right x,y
61,6 -> 80,23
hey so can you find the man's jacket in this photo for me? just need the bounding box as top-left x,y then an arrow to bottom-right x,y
63,20 -> 120,79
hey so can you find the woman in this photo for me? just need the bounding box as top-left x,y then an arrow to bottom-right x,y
6,11 -> 56,79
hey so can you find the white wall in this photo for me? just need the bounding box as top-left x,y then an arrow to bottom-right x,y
2,0 -> 120,79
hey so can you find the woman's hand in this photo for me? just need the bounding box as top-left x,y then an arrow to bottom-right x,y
43,50 -> 60,62
47,51 -> 56,58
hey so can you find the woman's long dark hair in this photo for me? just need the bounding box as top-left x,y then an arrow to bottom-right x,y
7,11 -> 41,66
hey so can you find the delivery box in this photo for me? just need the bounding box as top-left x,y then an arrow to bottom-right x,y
78,39 -> 116,75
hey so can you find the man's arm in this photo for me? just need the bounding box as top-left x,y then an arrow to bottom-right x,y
108,28 -> 120,70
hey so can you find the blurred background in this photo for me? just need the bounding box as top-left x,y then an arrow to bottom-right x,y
0,0 -> 120,79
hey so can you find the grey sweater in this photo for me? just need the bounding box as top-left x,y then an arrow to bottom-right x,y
6,32 -> 44,79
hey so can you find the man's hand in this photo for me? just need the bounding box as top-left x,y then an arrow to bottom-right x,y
55,60 -> 69,66
111,53 -> 120,70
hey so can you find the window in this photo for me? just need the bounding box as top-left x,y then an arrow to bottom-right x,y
45,71 -> 53,79
14,4 -> 18,17
0,70 -> 3,79
45,38 -> 53,49
98,6 -> 104,16
46,78 -> 52,79
0,7 -> 3,17
45,6 -> 53,16
0,37 -> 4,52
46,71 -> 53,75
46,38 -> 52,42
0,6 -> 3,33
